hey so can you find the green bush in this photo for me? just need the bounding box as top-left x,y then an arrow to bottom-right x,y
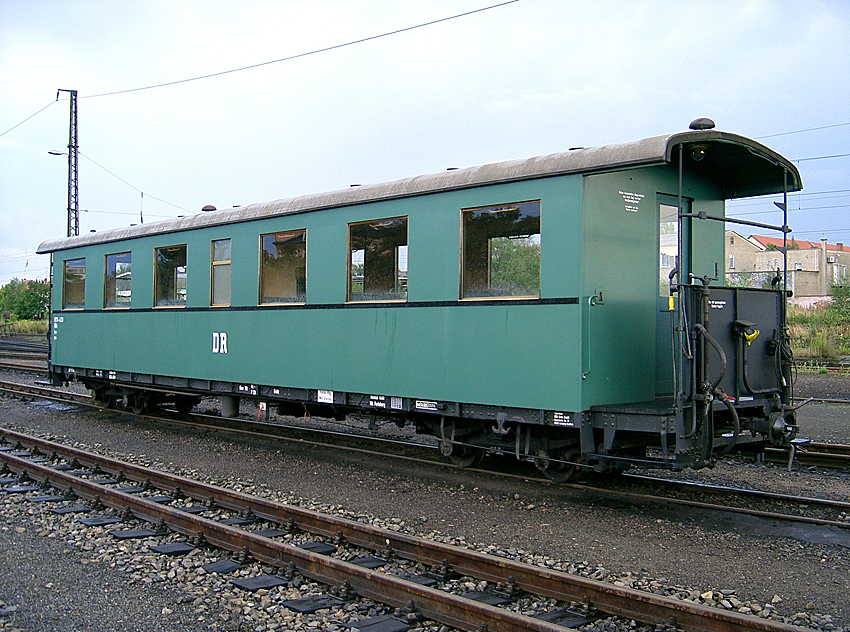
827,283 -> 850,324
787,284 -> 850,359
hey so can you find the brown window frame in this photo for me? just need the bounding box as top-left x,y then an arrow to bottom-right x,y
211,239 -> 232,307
104,251 -> 132,309
460,200 -> 541,300
154,244 -> 188,308
347,216 -> 408,303
62,257 -> 86,310
259,230 -> 307,305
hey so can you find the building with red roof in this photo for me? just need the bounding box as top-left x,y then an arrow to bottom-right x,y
725,231 -> 848,305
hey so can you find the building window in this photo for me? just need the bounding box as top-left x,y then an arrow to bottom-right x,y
260,230 -> 306,304
348,217 -> 408,302
104,252 -> 131,308
62,258 -> 86,309
461,201 -> 540,299
154,245 -> 187,307
728,254 -> 735,269
211,239 -> 231,306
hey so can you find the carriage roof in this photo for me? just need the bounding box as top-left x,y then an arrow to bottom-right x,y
37,129 -> 801,254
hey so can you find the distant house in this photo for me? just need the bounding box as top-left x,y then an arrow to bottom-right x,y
725,231 -> 849,306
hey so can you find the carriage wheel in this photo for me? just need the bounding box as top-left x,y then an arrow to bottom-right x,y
130,393 -> 149,415
534,448 -> 579,483
440,436 -> 484,468
448,444 -> 485,468
174,395 -> 197,415
92,387 -> 113,409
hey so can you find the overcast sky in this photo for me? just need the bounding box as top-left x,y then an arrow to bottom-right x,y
1,0 -> 848,285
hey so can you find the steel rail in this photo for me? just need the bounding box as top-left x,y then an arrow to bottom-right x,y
804,441 -> 850,456
622,473 -> 850,513
590,480 -> 850,531
3,378 -> 850,526
763,444 -> 850,469
0,360 -> 48,373
3,378 -> 849,520
6,378 -> 847,460
0,452 -> 557,632
0,380 -> 87,404
0,428 -> 811,632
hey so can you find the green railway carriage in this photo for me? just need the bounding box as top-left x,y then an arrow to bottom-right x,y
38,121 -> 803,478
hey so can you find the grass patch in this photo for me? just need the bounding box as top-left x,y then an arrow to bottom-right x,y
1,319 -> 49,335
787,303 -> 850,359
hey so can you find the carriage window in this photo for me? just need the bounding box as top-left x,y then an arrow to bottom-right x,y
348,217 -> 408,302
260,230 -> 306,304
62,258 -> 86,309
211,239 -> 231,306
154,245 -> 187,307
659,202 -> 679,296
104,252 -> 131,308
461,201 -> 540,299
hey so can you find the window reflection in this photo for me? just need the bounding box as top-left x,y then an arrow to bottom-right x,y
260,230 -> 306,303
659,203 -> 679,297
211,239 -> 231,306
104,252 -> 131,308
155,245 -> 187,307
63,258 -> 86,309
462,201 -> 540,298
348,217 -> 408,302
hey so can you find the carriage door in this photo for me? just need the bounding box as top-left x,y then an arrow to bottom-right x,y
655,193 -> 690,396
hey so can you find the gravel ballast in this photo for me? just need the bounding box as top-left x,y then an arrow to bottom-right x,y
1,370 -> 848,631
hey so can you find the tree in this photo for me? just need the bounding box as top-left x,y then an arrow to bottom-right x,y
489,235 -> 541,295
0,278 -> 50,320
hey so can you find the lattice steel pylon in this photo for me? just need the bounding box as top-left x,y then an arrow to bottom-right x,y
58,88 -> 79,237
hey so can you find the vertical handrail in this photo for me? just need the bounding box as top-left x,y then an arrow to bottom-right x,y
675,144 -> 684,422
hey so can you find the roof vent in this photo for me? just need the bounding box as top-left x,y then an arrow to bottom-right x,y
202,205 -> 217,212
689,118 -> 715,131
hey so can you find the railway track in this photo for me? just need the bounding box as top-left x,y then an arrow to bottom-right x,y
2,377 -> 849,534
0,334 -> 49,357
763,441 -> 850,470
3,376 -> 848,475
611,474 -> 850,530
0,334 -> 49,371
0,427 -> 816,632
1,354 -> 849,406
0,359 -> 47,372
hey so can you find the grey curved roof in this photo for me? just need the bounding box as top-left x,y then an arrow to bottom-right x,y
37,129 -> 802,254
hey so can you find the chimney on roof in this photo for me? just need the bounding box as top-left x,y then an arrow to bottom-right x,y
838,243 -> 844,251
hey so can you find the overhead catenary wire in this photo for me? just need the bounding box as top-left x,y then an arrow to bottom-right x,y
729,188 -> 850,207
795,152 -> 850,162
3,6 -> 847,244
733,204 -> 850,217
0,99 -> 57,138
78,152 -> 190,213
756,121 -> 850,139
0,2 -> 520,136
82,0 -> 521,99
793,228 -> 850,237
